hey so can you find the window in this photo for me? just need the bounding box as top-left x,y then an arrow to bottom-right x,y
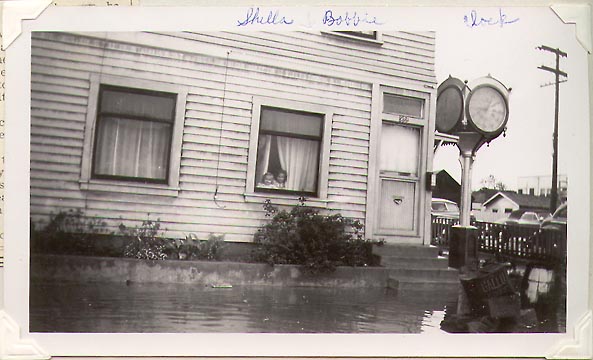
324,31 -> 383,45
92,85 -> 176,183
255,107 -> 323,195
80,74 -> 187,196
505,208 -> 513,213
246,98 -> 332,202
431,202 -> 447,211
383,94 -> 424,118
492,209 -> 499,213
379,123 -> 420,177
336,31 -> 378,40
529,188 -> 535,195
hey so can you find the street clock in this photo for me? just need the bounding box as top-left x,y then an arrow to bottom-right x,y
435,75 -> 511,231
436,76 -> 465,133
436,75 -> 510,139
465,76 -> 510,137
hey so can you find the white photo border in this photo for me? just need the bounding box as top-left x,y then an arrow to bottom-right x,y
2,3 -> 592,358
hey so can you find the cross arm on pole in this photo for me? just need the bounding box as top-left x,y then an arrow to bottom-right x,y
538,65 -> 568,78
537,45 -> 568,57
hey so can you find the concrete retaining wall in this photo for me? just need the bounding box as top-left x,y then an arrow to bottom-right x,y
31,255 -> 390,288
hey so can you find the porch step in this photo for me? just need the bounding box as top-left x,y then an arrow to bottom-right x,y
394,279 -> 460,291
373,244 -> 440,258
388,268 -> 459,283
380,255 -> 450,269
375,244 -> 460,290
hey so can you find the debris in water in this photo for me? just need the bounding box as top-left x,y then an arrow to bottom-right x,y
211,284 -> 233,288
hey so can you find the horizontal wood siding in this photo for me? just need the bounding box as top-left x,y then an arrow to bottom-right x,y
30,31 -> 435,242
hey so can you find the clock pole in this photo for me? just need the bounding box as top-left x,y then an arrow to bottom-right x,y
436,76 -> 511,320
435,76 -> 510,271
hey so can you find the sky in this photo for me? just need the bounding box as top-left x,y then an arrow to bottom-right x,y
432,7 -> 589,191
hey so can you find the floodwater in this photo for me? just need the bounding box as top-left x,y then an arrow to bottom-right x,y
30,281 -> 458,333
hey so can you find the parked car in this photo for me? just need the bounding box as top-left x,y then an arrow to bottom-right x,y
496,209 -> 548,227
541,203 -> 567,232
431,198 -> 475,222
431,198 -> 460,219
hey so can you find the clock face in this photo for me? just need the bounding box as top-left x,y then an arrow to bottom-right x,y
436,86 -> 463,133
467,86 -> 508,134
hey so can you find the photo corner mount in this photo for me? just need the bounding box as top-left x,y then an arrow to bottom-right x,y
1,0 -> 52,50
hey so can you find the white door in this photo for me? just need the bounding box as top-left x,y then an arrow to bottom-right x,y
372,88 -> 429,243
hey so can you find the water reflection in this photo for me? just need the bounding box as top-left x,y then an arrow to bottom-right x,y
30,281 -> 458,333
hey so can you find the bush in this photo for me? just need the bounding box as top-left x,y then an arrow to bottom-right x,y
31,209 -> 111,255
165,233 -> 226,261
120,216 -> 168,260
252,198 -> 383,274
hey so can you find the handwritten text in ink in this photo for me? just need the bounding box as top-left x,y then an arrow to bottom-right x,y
322,10 -> 383,27
237,7 -> 294,26
464,8 -> 519,28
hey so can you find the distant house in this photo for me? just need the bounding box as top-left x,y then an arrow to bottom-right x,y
471,188 -> 500,215
479,191 -> 551,222
432,170 -> 461,204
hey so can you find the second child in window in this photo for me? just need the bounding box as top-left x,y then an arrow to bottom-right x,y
275,170 -> 287,189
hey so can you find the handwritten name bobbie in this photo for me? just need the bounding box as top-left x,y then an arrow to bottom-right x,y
237,7 -> 294,26
464,8 -> 519,28
322,10 -> 383,27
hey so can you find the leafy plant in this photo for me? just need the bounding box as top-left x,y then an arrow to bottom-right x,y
165,233 -> 226,261
120,216 -> 168,260
31,209 -> 111,255
252,197 -> 383,274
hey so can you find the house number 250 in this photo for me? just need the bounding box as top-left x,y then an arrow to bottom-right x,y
398,115 -> 410,123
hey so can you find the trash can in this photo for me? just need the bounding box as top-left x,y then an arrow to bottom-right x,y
460,263 -> 517,316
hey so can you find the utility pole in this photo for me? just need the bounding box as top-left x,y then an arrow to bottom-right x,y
537,45 -> 567,214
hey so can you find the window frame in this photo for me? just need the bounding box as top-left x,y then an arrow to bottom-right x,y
91,84 -> 177,185
80,74 -> 187,196
323,31 -> 384,45
245,97 -> 333,204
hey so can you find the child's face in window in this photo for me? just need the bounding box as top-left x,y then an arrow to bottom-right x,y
263,173 -> 275,185
276,172 -> 286,184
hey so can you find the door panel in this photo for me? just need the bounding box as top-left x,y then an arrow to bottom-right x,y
378,179 -> 416,231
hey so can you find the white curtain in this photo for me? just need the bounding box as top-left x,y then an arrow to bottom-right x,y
94,116 -> 171,180
256,108 -> 322,192
379,124 -> 420,175
277,137 -> 319,192
255,135 -> 272,185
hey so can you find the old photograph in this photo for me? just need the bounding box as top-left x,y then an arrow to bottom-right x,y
2,3 -> 590,358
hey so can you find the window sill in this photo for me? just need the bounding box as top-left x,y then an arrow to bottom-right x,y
243,192 -> 329,208
322,31 -> 384,46
79,180 -> 180,197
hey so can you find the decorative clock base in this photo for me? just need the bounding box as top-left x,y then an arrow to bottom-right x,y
0,310 -> 49,360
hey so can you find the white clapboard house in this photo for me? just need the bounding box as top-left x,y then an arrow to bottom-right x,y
30,31 -> 438,246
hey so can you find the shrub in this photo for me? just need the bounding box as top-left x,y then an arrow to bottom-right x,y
120,216 -> 168,260
31,209 -> 111,255
165,233 -> 226,261
252,198 -> 383,274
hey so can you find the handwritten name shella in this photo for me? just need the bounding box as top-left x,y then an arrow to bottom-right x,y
237,7 -> 294,26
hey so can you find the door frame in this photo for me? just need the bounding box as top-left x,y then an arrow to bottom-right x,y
365,82 -> 436,244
